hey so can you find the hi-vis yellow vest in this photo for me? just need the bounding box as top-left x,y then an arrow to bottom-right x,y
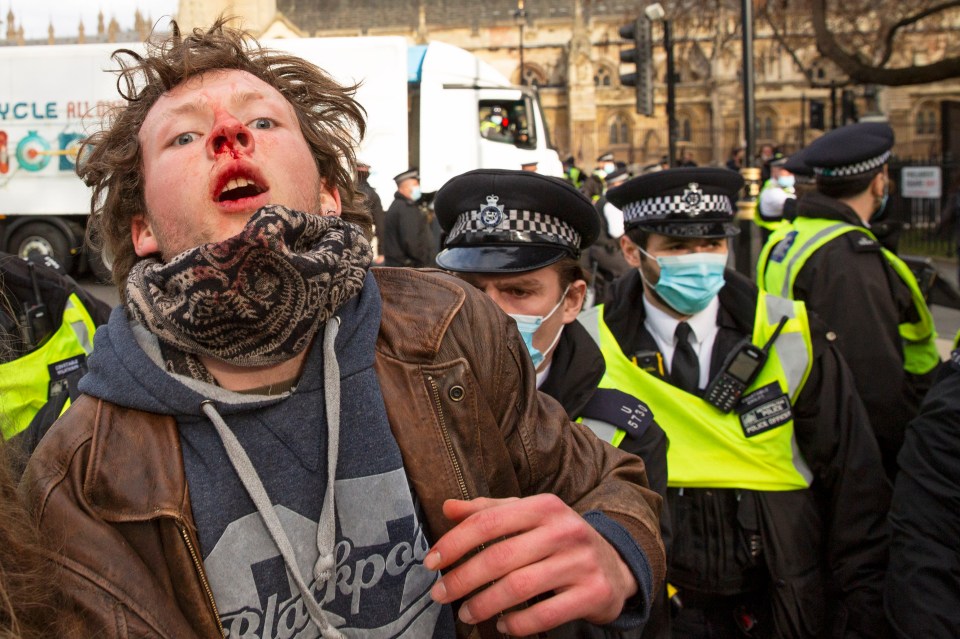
757,216 -> 939,376
0,293 -> 96,439
578,291 -> 815,491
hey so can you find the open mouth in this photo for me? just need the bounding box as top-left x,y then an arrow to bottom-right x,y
217,177 -> 266,202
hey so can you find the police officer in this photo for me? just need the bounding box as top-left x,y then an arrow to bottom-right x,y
885,348 -> 960,638
355,161 -> 387,263
753,154 -> 796,243
597,151 -> 617,177
588,167 -> 890,638
382,168 -> 439,267
434,168 -> 669,638
0,252 -> 110,461
757,122 -> 940,479
563,155 -> 584,188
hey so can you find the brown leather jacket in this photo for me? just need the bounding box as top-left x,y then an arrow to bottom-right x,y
20,268 -> 664,638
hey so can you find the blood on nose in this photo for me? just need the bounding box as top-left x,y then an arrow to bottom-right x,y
211,122 -> 250,158
212,136 -> 234,157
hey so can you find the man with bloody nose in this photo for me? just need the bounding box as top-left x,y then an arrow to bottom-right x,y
19,19 -> 664,639
578,167 -> 892,638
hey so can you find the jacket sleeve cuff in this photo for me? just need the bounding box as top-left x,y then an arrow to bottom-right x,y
583,510 -> 653,630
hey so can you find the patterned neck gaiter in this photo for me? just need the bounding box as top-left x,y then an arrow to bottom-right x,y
126,205 -> 372,367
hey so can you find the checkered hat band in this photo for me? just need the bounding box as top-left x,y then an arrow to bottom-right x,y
621,194 -> 733,223
448,209 -> 581,247
813,150 -> 891,177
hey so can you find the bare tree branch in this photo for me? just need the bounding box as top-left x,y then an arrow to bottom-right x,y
878,0 -> 960,67
758,6 -> 815,85
812,0 -> 960,85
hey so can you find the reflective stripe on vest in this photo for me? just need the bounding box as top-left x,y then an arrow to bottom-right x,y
758,217 -> 939,375
578,416 -> 627,448
578,292 -> 814,491
0,294 -> 97,439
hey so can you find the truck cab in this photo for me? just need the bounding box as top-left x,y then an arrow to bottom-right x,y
409,41 -> 561,195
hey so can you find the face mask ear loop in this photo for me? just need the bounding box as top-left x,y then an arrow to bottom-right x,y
632,242 -> 658,289
532,285 -> 572,371
543,284 -> 571,322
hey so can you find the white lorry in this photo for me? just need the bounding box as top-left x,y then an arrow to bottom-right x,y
0,36 -> 561,274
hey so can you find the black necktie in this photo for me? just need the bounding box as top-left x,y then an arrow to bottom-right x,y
672,321 -> 700,394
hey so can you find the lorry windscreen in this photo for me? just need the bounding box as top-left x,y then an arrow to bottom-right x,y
478,100 -> 536,150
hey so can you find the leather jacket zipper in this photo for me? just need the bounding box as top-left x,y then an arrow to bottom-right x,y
178,520 -> 226,637
427,374 -> 471,501
428,375 -> 519,638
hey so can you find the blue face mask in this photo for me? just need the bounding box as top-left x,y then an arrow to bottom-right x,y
639,248 -> 727,315
507,287 -> 569,370
777,175 -> 796,189
871,179 -> 890,223
410,186 -> 422,202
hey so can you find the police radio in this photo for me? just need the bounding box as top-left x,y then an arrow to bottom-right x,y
703,316 -> 789,412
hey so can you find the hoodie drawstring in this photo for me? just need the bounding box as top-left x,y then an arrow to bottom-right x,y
315,316 -> 341,583
200,316 -> 344,638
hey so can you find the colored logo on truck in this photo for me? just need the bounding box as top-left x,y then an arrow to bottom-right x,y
15,131 -> 51,172
0,131 -> 8,174
58,132 -> 83,171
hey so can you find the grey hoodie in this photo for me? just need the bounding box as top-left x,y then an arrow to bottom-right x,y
80,272 -> 454,638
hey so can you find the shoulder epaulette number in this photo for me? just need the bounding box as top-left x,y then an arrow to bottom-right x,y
580,388 -> 654,439
846,232 -> 880,253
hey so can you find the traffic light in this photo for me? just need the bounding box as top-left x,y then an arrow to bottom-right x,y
809,99 -> 825,130
841,89 -> 859,124
620,16 -> 654,116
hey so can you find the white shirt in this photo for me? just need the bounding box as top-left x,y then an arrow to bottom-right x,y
536,361 -> 552,389
642,294 -> 721,390
759,186 -> 796,220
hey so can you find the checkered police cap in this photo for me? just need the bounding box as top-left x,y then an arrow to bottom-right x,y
608,167 -> 744,238
434,169 -> 601,273
813,150 -> 891,177
803,121 -> 894,179
620,191 -> 733,226
447,204 -> 581,249
393,167 -> 419,184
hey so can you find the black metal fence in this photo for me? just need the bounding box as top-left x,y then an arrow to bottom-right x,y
889,157 -> 957,258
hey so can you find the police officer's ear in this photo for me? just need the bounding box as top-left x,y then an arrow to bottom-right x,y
620,235 -> 642,268
561,280 -> 588,324
870,167 -> 889,199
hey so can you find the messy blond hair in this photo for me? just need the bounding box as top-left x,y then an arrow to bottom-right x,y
81,17 -> 370,297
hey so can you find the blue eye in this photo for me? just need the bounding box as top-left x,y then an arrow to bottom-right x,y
252,118 -> 274,129
174,132 -> 197,146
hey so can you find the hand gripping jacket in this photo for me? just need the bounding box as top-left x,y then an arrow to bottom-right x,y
758,216 -> 939,376
579,291 -> 815,491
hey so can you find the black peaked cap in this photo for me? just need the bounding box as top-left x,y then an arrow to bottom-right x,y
607,166 -> 744,238
393,168 -> 419,184
803,122 -> 894,177
782,148 -> 814,176
435,169 -> 601,273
